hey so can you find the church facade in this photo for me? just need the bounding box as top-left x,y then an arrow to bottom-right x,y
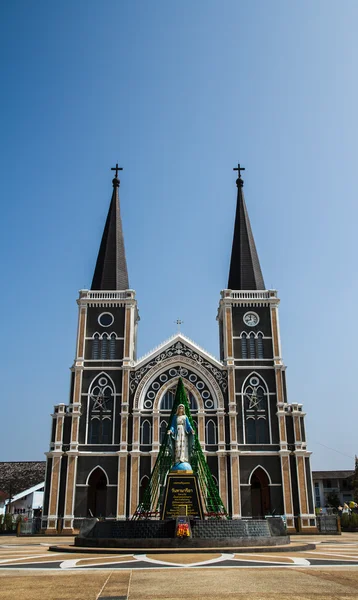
43,168 -> 316,534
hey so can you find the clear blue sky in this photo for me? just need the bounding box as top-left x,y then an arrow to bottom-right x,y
1,0 -> 357,470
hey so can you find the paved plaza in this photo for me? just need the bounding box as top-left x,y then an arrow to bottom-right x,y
0,533 -> 358,599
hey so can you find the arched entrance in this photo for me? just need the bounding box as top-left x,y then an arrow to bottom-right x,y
250,468 -> 271,517
87,468 -> 108,517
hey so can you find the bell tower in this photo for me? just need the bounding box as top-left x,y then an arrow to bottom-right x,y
218,166 -> 316,532
43,167 -> 139,533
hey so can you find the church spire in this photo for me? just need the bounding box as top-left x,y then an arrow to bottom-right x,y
91,166 -> 129,290
228,165 -> 265,290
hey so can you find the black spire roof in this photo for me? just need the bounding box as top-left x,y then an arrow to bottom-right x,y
91,174 -> 129,290
228,174 -> 265,290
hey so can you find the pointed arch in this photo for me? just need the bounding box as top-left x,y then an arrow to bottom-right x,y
92,333 -> 100,359
242,372 -> 271,445
241,371 -> 269,394
248,332 -> 256,358
248,464 -> 272,485
88,371 -> 116,394
101,333 -> 109,359
241,332 -> 248,358
140,419 -> 152,445
109,332 -> 116,359
85,465 -> 109,486
87,372 -> 115,444
160,419 -> 168,443
205,419 -> 217,445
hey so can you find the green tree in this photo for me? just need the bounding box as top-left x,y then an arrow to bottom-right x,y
353,455 -> 358,504
326,491 -> 340,509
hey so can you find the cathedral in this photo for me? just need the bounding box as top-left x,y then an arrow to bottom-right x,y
43,166 -> 316,534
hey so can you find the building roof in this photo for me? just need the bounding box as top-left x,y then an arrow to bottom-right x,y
312,470 -> 355,480
0,462 -> 46,497
228,175 -> 265,290
91,174 -> 129,291
4,481 -> 44,504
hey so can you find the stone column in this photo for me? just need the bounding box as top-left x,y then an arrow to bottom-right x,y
45,404 -> 66,534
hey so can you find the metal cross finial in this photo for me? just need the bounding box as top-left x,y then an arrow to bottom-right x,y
233,163 -> 245,179
175,319 -> 184,332
111,163 -> 123,178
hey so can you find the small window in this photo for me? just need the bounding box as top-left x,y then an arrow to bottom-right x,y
257,333 -> 264,359
241,334 -> 248,359
206,420 -> 217,445
160,420 -> 168,443
109,333 -> 116,360
92,334 -> 100,360
249,333 -> 256,358
98,312 -> 114,327
141,420 -> 152,445
101,334 -> 109,359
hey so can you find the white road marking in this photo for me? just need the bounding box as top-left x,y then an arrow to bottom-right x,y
305,551 -> 358,560
0,553 -> 62,564
291,557 -> 310,566
60,559 -> 79,569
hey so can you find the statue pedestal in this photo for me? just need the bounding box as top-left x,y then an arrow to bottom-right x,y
161,472 -> 204,519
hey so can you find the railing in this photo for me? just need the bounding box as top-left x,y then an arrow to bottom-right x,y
79,290 -> 135,300
223,290 -> 277,300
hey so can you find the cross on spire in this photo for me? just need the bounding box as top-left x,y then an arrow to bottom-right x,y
233,163 -> 245,179
111,163 -> 123,178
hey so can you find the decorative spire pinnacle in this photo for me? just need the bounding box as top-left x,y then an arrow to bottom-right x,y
228,164 -> 265,290
91,165 -> 129,291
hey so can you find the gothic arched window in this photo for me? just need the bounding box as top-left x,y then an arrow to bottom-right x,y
160,420 -> 168,443
141,420 -> 152,445
92,333 -> 100,359
88,374 -> 114,444
241,333 -> 248,359
206,420 -> 217,445
101,333 -> 109,359
243,375 -> 269,444
257,333 -> 264,359
159,387 -> 198,412
249,333 -> 256,359
109,333 -> 116,360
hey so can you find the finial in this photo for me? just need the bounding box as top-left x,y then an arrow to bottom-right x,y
111,163 -> 123,187
175,319 -> 184,332
233,163 -> 245,187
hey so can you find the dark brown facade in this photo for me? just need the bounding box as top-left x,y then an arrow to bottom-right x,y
43,171 -> 316,534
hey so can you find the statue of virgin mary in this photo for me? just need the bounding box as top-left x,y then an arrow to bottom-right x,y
168,404 -> 194,469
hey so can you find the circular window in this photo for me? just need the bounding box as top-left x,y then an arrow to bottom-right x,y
196,381 -> 204,390
250,376 -> 260,387
205,399 -> 214,409
169,368 -> 178,377
160,374 -> 168,382
189,374 -> 197,383
98,312 -> 114,327
144,399 -> 153,409
147,390 -> 155,400
202,390 -> 210,400
98,377 -> 108,387
152,382 -> 160,390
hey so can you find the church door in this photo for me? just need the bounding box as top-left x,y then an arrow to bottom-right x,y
87,468 -> 108,517
250,468 -> 271,517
